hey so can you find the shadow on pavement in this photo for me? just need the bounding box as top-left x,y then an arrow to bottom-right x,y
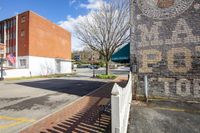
16,79 -> 106,96
44,98 -> 112,133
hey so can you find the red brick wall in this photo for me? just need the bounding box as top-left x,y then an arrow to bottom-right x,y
18,11 -> 29,56
28,11 -> 71,60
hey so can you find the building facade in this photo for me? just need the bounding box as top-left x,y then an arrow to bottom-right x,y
130,0 -> 200,101
0,11 -> 71,78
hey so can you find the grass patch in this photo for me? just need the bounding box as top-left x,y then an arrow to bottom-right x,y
96,74 -> 117,79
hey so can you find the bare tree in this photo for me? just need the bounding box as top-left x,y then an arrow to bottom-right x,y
75,0 -> 130,75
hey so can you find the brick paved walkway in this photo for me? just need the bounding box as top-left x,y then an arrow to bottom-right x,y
20,77 -> 127,133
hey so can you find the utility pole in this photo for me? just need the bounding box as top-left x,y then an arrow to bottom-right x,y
92,53 -> 95,78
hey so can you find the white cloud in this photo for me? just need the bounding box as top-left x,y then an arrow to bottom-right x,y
58,14 -> 91,51
80,0 -> 105,10
69,0 -> 77,6
59,0 -> 107,51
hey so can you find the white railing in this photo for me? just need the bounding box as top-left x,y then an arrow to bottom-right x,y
111,72 -> 132,133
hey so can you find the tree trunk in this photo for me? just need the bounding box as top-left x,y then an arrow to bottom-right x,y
105,61 -> 109,75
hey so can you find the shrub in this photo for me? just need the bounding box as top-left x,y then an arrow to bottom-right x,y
96,74 -> 117,79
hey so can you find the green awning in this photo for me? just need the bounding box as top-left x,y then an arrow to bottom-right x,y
111,43 -> 130,63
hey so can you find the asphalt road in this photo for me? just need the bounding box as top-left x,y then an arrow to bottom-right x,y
0,77 -> 106,133
75,67 -> 130,77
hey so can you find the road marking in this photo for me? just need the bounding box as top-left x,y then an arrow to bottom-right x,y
0,116 -> 35,129
153,107 -> 200,114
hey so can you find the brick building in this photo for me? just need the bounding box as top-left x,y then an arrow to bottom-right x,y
130,0 -> 200,101
0,11 -> 71,78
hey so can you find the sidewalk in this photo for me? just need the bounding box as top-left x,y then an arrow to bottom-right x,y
20,77 -> 127,133
128,100 -> 200,133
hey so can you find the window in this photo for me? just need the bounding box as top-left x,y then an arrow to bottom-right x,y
10,33 -> 12,39
9,46 -> 13,53
21,16 -> 25,23
6,46 -> 9,53
6,22 -> 8,29
6,33 -> 9,40
21,30 -> 25,37
13,19 -> 16,26
20,59 -> 27,68
13,32 -> 16,39
13,45 -> 16,51
10,20 -> 13,27
6,21 -> 11,29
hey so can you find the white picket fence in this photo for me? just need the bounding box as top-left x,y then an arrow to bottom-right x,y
111,72 -> 132,133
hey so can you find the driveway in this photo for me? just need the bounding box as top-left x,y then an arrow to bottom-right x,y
128,100 -> 200,133
0,77 -> 106,133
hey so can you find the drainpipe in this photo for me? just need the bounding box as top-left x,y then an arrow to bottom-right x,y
144,75 -> 148,102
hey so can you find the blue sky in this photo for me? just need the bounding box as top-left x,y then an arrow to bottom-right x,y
0,0 -> 88,23
0,0 -> 105,51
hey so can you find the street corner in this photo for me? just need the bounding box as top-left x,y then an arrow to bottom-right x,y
0,116 -> 35,129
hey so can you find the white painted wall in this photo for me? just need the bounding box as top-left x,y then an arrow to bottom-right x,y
60,60 -> 71,73
29,56 -> 56,76
2,69 -> 30,78
0,56 -> 71,78
28,56 -> 71,76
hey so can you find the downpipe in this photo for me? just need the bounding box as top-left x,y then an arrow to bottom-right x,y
144,75 -> 148,103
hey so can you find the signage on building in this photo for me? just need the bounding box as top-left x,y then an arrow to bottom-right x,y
130,0 -> 200,100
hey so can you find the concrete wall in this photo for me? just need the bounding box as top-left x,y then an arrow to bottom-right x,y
130,0 -> 200,101
1,56 -> 71,78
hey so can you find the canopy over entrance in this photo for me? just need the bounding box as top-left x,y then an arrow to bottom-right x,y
111,43 -> 130,63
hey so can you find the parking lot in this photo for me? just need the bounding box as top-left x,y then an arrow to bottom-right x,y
0,77 -> 106,133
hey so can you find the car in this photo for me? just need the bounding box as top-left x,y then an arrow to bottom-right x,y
89,65 -> 99,69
